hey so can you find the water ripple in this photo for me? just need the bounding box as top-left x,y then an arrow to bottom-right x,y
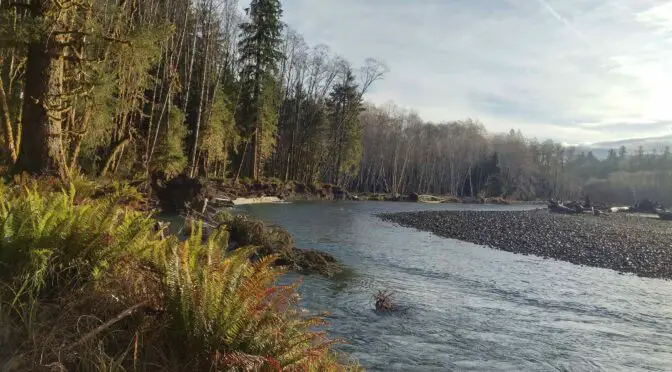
242,202 -> 672,371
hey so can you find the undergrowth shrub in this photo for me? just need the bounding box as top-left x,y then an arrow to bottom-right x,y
0,183 -> 360,371
163,225 -> 349,370
0,182 -> 160,290
11,172 -> 146,207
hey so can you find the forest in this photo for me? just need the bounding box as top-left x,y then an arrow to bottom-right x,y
0,0 -> 381,370
2,1 -> 672,370
0,0 -> 385,187
357,105 -> 672,205
1,0 -> 670,205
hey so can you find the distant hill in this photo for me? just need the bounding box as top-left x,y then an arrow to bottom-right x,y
591,134 -> 672,150
577,134 -> 672,159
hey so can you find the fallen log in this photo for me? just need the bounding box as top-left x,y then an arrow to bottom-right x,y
548,200 -> 581,214
658,212 -> 672,221
548,200 -> 601,215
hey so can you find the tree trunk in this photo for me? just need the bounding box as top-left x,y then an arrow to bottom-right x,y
189,33 -> 210,178
235,134 -> 252,182
17,29 -> 58,175
0,74 -> 17,164
252,121 -> 260,179
101,137 -> 131,177
251,66 -> 262,180
182,15 -> 198,115
469,165 -> 474,197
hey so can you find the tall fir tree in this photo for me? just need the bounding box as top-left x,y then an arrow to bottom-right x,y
237,0 -> 284,180
327,68 -> 362,185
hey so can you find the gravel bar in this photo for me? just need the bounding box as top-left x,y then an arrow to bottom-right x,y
379,210 -> 672,280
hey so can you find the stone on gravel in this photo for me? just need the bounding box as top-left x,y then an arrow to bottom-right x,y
379,210 -> 672,280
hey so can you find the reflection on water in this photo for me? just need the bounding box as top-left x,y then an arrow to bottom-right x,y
240,201 -> 672,372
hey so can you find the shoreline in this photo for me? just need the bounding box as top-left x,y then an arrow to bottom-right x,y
379,209 -> 672,280
153,174 -> 547,209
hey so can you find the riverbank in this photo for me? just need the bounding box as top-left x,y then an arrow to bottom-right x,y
149,174 -> 347,276
208,178 -> 525,205
152,173 -> 535,208
0,180 -> 358,371
211,178 -> 353,204
189,211 -> 345,278
380,210 -> 672,280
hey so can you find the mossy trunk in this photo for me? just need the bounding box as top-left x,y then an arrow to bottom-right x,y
16,2 -> 65,177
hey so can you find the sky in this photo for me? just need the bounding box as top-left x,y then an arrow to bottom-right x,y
278,0 -> 672,143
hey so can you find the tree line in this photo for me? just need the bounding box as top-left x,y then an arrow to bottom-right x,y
353,104 -> 570,200
354,103 -> 672,204
1,0 -> 669,205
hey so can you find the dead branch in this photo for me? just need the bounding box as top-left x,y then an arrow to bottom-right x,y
64,300 -> 150,352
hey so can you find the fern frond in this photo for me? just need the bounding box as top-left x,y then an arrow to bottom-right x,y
1,182 -> 356,371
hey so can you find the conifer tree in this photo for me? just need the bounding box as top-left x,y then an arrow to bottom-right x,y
237,0 -> 284,180
197,90 -> 239,177
327,68 -> 363,185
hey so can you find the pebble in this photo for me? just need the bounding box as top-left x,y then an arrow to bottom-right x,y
379,210 -> 672,280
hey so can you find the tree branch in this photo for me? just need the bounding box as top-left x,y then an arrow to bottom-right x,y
101,136 -> 131,177
64,300 -> 150,352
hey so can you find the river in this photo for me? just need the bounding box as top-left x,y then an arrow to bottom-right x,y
239,201 -> 672,372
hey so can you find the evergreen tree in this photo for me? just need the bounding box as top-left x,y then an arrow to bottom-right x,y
197,90 -> 239,177
484,174 -> 503,197
327,68 -> 362,185
294,96 -> 328,184
618,145 -> 627,158
152,107 -> 189,178
237,0 -> 284,180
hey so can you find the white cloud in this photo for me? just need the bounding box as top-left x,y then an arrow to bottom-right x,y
277,0 -> 672,142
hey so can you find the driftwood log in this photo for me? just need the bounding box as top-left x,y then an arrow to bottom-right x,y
548,200 -> 601,216
658,212 -> 672,221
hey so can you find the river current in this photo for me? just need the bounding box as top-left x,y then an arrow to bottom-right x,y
239,201 -> 672,372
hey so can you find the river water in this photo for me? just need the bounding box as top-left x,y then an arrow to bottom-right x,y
239,201 -> 672,372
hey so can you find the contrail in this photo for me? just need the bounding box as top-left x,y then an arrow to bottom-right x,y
536,0 -> 590,47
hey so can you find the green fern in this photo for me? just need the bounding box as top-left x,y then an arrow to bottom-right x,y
0,182 -> 359,371
163,222 -> 358,370
0,181 -> 161,301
